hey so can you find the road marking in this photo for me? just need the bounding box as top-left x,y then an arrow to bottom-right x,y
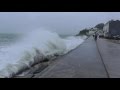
96,39 -> 110,78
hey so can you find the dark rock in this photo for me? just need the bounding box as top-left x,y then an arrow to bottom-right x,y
40,58 -> 49,63
14,74 -> 34,78
14,62 -> 49,78
33,64 -> 48,74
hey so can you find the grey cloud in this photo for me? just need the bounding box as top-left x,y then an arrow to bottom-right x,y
0,12 -> 120,35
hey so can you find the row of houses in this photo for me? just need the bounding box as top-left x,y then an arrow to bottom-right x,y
80,20 -> 120,39
88,28 -> 104,36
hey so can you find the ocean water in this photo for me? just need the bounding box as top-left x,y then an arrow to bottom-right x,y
0,33 -> 20,47
0,29 -> 87,78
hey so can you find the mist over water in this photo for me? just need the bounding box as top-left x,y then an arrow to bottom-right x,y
0,29 -> 86,78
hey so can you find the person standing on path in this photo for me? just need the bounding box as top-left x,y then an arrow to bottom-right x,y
94,32 -> 98,41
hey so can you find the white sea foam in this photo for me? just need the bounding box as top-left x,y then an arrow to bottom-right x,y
0,29 -> 87,78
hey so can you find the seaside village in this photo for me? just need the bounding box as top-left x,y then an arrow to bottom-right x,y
79,20 -> 120,40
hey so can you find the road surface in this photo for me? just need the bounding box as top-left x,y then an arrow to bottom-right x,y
33,37 -> 120,78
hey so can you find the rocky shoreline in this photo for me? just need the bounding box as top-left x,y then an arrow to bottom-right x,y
13,56 -> 57,78
13,46 -> 81,78
13,37 -> 88,78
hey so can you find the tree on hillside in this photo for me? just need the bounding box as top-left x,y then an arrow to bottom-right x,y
78,29 -> 89,35
95,23 -> 104,30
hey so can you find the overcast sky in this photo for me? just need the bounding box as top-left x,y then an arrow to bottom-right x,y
0,12 -> 120,35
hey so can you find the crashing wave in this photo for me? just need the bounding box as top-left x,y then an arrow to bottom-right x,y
0,29 -> 86,78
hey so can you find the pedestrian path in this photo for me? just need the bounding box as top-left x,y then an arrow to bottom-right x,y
34,37 -> 108,78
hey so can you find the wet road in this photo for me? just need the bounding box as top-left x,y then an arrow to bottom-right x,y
35,37 -> 113,78
97,38 -> 120,78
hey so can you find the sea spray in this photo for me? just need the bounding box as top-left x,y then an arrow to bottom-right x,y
0,29 -> 66,77
0,29 -> 86,78
63,36 -> 86,53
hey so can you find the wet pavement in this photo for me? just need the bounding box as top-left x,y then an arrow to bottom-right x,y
34,37 -> 114,78
97,38 -> 120,78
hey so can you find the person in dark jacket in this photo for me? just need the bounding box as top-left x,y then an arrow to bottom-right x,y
94,32 -> 98,41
